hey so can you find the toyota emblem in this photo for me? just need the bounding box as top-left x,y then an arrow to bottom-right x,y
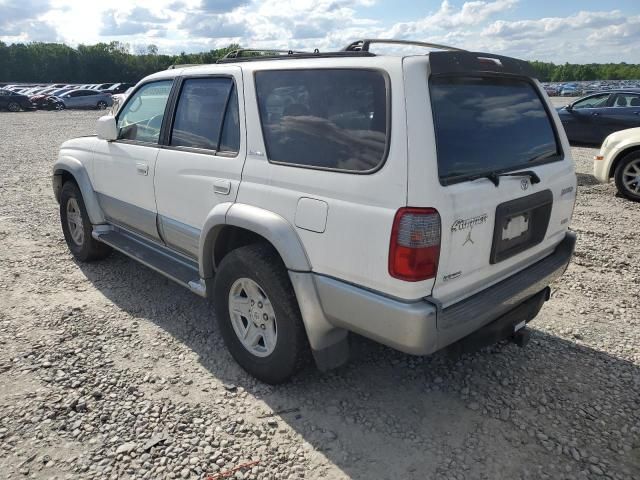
520,178 -> 529,190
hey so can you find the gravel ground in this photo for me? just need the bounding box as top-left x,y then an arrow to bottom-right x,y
0,102 -> 639,480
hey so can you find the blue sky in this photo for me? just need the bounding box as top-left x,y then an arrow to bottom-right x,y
1,0 -> 640,63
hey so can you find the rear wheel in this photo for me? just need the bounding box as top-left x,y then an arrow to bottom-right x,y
96,101 -> 108,110
213,244 -> 308,384
59,182 -> 112,261
7,101 -> 20,112
614,151 -> 640,202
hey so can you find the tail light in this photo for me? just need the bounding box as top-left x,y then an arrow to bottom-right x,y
389,207 -> 441,282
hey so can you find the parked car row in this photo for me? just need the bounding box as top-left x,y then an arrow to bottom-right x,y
0,82 -> 135,112
542,80 -> 640,97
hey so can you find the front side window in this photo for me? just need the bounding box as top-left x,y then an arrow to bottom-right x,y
255,69 -> 388,172
170,77 -> 239,152
572,94 -> 610,109
117,80 -> 173,143
430,75 -> 561,185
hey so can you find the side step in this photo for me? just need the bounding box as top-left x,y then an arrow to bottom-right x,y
93,226 -> 207,297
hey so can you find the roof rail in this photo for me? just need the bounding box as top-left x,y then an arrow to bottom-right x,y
219,49 -> 310,60
343,39 -> 466,53
167,64 -> 200,70
216,49 -> 375,63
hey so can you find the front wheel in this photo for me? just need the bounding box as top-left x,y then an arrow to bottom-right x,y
614,151 -> 640,202
59,182 -> 112,261
96,101 -> 108,110
7,101 -> 20,112
213,244 -> 308,384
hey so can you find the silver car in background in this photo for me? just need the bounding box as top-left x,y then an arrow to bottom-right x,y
56,89 -> 113,110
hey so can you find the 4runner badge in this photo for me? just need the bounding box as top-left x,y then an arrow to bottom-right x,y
451,213 -> 487,232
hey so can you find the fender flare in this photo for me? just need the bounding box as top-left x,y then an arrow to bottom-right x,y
198,203 -> 311,279
52,156 -> 106,225
199,203 -> 347,365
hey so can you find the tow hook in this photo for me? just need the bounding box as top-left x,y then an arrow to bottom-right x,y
511,328 -> 531,348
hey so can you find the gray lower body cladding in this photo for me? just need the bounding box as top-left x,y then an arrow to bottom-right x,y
312,232 -> 576,356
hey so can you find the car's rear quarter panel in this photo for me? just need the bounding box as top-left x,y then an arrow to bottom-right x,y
237,57 -> 438,300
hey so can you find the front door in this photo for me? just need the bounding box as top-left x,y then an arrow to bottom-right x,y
153,68 -> 245,258
92,80 -> 174,240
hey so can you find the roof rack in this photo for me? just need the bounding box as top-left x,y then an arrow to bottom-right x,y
343,39 -> 466,53
216,49 -> 375,63
167,63 -> 200,70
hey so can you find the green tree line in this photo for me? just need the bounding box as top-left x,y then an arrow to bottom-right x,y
2,41 -> 640,83
0,41 -> 239,83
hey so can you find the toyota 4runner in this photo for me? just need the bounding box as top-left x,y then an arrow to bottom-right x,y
53,40 -> 577,384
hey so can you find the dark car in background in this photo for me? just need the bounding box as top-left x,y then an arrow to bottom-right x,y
31,95 -> 65,110
0,89 -> 35,111
556,90 -> 640,145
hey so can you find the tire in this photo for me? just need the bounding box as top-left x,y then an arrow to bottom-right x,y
54,102 -> 65,111
7,101 -> 20,112
97,101 -> 108,110
213,244 -> 308,384
614,151 -> 640,202
59,181 -> 112,261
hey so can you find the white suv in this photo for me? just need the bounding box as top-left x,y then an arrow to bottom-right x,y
53,40 -> 577,384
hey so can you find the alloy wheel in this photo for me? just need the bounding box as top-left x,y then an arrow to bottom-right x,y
622,158 -> 640,195
66,198 -> 84,246
228,277 -> 277,357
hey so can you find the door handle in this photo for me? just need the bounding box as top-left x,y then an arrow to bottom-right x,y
591,112 -> 600,116
136,162 -> 149,176
213,179 -> 231,195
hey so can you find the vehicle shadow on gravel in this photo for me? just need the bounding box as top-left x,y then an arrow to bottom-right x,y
576,172 -> 600,186
77,255 -> 640,479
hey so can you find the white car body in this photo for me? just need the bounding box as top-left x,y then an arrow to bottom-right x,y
53,44 -> 577,379
594,127 -> 640,183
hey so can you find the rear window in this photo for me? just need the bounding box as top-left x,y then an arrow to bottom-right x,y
255,69 -> 389,172
429,76 -> 561,185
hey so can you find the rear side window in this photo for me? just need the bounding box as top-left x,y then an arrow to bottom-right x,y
255,69 -> 388,172
430,76 -> 561,185
171,77 -> 239,153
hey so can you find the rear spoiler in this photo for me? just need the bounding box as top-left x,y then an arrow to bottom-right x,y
429,51 -> 536,78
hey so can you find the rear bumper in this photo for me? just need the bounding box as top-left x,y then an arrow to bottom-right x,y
314,231 -> 576,355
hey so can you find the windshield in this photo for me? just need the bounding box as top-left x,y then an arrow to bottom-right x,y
429,76 -> 561,185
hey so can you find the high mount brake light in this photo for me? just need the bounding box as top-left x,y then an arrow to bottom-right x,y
389,207 -> 441,282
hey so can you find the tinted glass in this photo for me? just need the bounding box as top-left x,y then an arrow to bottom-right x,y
612,93 -> 640,108
573,94 -> 610,109
430,76 -> 561,184
171,77 -> 234,151
219,84 -> 240,152
117,80 -> 173,143
255,69 -> 388,172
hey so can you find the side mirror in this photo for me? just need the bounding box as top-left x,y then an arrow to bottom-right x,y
97,115 -> 118,141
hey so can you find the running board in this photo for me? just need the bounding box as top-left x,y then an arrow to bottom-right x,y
92,226 -> 207,297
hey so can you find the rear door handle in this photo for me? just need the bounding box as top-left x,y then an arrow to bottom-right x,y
591,112 -> 600,116
213,179 -> 231,195
136,162 -> 149,175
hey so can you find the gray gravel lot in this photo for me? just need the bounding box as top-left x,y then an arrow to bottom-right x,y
0,104 -> 639,480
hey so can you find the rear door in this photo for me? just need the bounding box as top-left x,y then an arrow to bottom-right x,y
153,67 -> 245,258
404,54 -> 576,307
603,93 -> 640,136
